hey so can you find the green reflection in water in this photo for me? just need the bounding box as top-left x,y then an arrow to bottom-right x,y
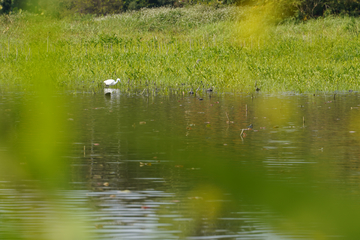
3,91 -> 360,239
70,91 -> 360,238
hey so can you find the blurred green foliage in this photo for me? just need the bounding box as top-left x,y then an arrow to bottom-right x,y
0,12 -> 93,239
1,0 -> 360,18
0,20 -> 71,190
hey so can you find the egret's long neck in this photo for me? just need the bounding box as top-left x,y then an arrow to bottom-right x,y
116,79 -> 120,83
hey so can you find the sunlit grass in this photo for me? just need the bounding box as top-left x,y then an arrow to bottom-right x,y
1,6 -> 360,92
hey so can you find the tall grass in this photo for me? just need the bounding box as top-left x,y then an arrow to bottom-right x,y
2,6 -> 360,92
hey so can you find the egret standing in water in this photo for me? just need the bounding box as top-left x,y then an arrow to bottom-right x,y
104,78 -> 121,87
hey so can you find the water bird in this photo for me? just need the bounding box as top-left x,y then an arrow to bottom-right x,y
104,78 -> 121,87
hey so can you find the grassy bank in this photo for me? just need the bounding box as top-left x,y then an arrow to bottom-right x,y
1,6 -> 360,92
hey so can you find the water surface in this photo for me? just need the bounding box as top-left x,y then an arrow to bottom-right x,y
1,90 -> 360,239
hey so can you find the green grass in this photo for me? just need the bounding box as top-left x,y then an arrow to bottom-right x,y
1,6 -> 360,92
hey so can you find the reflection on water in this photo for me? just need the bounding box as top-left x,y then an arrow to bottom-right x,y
2,91 -> 360,239
104,88 -> 121,100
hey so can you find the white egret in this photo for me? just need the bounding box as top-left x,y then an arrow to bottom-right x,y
104,78 -> 121,87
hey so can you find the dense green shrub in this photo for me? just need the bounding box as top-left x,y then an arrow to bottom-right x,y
235,0 -> 360,19
0,0 -> 175,15
2,0 -> 360,20
70,0 -> 123,14
298,0 -> 360,18
0,0 -> 12,13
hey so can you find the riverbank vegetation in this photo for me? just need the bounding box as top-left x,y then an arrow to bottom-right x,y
1,5 -> 360,92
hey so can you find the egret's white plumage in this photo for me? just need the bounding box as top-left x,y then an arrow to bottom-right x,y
104,78 -> 121,87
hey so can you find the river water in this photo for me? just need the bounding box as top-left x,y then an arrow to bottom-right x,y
1,89 -> 360,239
